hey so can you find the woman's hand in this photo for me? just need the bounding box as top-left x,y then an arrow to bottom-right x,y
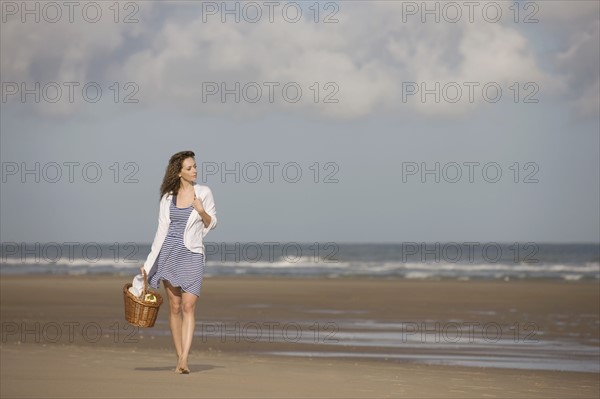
192,193 -> 205,214
192,192 -> 212,228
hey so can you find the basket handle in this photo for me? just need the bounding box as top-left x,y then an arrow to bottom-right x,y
142,268 -> 148,298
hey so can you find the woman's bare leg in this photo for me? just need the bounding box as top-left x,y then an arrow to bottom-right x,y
164,281 -> 183,368
178,291 -> 199,371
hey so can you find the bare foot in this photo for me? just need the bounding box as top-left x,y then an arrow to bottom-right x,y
177,357 -> 190,374
174,354 -> 183,372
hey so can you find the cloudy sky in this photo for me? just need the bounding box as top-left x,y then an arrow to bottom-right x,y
1,0 -> 599,245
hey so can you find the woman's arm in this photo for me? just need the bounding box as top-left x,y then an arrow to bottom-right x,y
192,188 -> 217,230
132,194 -> 170,295
144,195 -> 170,266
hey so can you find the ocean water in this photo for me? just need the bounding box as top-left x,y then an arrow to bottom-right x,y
1,242 -> 599,281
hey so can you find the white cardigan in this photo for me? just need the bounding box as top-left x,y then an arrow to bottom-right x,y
129,183 -> 218,297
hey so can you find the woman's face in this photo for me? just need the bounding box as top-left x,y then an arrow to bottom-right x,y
180,157 -> 197,183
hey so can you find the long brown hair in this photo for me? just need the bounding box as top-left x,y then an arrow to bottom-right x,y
159,151 -> 195,199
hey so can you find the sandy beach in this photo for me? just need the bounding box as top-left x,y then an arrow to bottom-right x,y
1,275 -> 598,398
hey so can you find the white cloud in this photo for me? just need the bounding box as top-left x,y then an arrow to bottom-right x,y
0,1 -> 157,116
1,1 -> 597,120
526,1 -> 599,118
554,12 -> 600,119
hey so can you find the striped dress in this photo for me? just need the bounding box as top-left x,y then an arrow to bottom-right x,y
149,194 -> 205,296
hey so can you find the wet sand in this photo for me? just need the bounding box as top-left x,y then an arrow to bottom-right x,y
1,275 -> 598,398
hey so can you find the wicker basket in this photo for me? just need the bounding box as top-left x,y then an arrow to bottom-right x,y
123,269 -> 163,328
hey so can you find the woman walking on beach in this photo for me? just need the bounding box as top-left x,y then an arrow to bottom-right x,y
129,150 -> 218,374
